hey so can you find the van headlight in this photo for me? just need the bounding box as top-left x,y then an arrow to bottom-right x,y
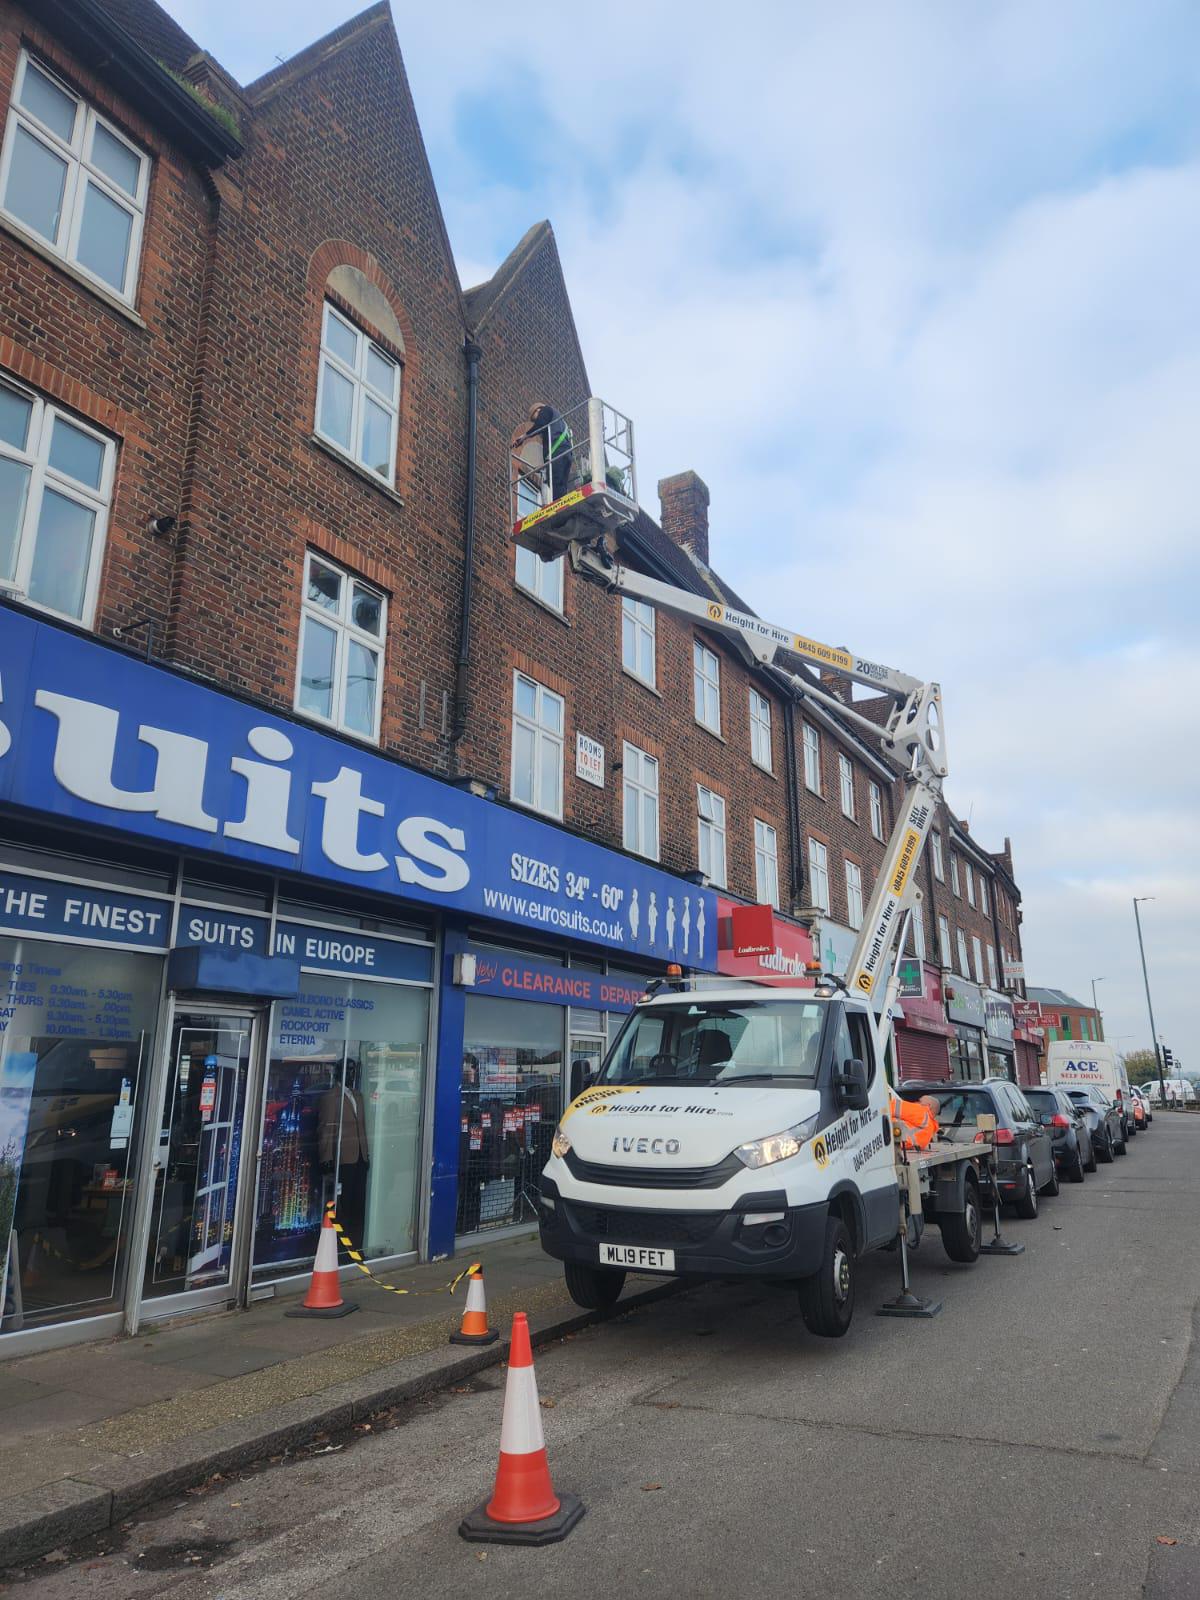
734,1115 -> 820,1170
551,1125 -> 572,1159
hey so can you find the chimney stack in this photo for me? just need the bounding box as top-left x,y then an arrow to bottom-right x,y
658,471 -> 710,566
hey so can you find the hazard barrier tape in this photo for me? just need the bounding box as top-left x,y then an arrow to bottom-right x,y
325,1206 -> 480,1297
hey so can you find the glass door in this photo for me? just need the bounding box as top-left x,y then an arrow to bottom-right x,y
143,1010 -> 256,1303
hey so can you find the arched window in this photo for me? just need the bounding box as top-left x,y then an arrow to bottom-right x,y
315,301 -> 401,484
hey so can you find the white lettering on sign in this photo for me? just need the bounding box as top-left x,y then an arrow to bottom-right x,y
31,690 -> 473,897
510,853 -> 560,893
576,732 -> 605,788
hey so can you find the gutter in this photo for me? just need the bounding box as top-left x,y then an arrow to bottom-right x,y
451,338 -> 482,751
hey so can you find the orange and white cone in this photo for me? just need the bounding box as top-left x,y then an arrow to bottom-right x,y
449,1266 -> 498,1346
459,1312 -> 584,1545
285,1211 -> 358,1319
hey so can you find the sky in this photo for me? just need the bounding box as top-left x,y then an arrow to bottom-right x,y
164,0 -> 1200,1066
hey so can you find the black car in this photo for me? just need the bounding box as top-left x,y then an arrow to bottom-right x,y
1024,1086 -> 1091,1182
1065,1087 -> 1124,1163
899,1077 -> 1057,1218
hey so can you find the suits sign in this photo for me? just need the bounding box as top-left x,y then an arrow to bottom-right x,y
0,611 -> 716,966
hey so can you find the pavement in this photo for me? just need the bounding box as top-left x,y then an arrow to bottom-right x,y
3,1115 -> 1200,1598
0,1229 -> 680,1569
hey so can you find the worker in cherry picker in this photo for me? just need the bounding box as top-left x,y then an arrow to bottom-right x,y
511,401 -> 574,502
888,1088 -> 940,1150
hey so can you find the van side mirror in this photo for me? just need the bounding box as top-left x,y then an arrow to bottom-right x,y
570,1059 -> 596,1100
834,1057 -> 870,1111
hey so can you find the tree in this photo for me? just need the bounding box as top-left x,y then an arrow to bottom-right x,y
1123,1048 -> 1158,1082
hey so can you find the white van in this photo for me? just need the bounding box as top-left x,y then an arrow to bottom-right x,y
1047,1041 -> 1134,1137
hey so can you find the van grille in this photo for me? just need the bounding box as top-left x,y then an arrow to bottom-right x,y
565,1204 -> 720,1247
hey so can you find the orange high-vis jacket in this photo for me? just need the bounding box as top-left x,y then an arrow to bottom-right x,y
889,1091 -> 939,1151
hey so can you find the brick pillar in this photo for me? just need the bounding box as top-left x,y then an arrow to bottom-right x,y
658,470 -> 710,565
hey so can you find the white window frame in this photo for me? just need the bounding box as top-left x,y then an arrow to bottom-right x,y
838,754 -> 856,820
510,671 -> 564,819
844,859 -> 864,929
0,52 -> 150,305
803,723 -> 821,793
986,943 -> 998,988
693,640 -> 721,734
971,935 -> 984,984
754,818 -> 779,909
965,862 -> 976,907
315,301 -> 401,484
951,853 -> 961,897
956,927 -> 970,978
0,377 -> 115,626
515,542 -> 564,612
807,837 -> 830,913
938,915 -> 952,969
294,551 -> 387,742
621,596 -> 656,686
978,877 -> 989,917
697,784 -> 727,888
911,904 -> 927,961
749,688 -> 773,771
931,830 -> 945,881
869,781 -> 884,841
622,741 -> 659,862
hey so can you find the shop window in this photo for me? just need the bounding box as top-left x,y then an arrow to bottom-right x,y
938,914 -> 952,968
511,672 -> 564,819
1,53 -> 149,303
869,781 -> 884,841
253,974 -> 430,1278
515,542 -> 564,612
315,302 -> 401,482
807,837 -> 830,913
622,597 -> 655,685
845,858 -> 864,929
749,688 -> 772,771
295,551 -> 386,741
0,377 -> 115,624
693,640 -> 721,734
931,831 -> 945,881
0,936 -> 161,1335
803,724 -> 821,793
622,741 -> 659,861
838,755 -> 856,820
459,994 -> 563,1235
754,818 -> 779,909
697,784 -> 727,888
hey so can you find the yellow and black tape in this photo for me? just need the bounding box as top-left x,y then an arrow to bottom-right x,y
325,1207 -> 480,1298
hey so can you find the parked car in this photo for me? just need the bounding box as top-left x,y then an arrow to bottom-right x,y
1023,1086 -> 1091,1182
899,1077 -> 1057,1218
1129,1087 -> 1152,1125
1065,1087 -> 1124,1162
1128,1089 -> 1148,1131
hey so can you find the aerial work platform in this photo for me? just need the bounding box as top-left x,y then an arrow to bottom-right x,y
510,397 -> 638,562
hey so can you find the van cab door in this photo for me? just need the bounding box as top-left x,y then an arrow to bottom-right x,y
825,1005 -> 895,1248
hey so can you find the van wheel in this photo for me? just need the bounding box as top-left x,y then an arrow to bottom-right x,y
1014,1161 -> 1039,1219
941,1174 -> 982,1263
798,1217 -> 856,1337
564,1261 -> 626,1310
1098,1133 -> 1115,1164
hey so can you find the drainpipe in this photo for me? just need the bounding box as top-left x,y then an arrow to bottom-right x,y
783,696 -> 805,913
451,337 -> 482,757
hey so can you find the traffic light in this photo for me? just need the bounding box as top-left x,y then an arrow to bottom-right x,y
1162,1046 -> 1174,1071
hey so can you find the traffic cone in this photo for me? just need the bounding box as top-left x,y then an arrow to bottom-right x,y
459,1312 -> 584,1545
449,1266 -> 498,1345
285,1211 -> 358,1319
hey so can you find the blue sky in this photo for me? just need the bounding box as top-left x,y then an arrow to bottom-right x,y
166,0 -> 1199,1064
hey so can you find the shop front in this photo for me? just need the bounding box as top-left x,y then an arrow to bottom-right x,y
715,899 -> 813,983
893,959 -> 954,1082
1012,1002 -> 1043,1085
983,990 -> 1017,1082
946,979 -> 987,1081
0,610 -> 716,1352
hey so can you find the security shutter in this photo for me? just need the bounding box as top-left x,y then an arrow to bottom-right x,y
895,1027 -> 951,1084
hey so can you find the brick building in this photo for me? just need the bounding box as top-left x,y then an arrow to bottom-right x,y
1026,989 -> 1104,1046
0,0 -> 1030,1355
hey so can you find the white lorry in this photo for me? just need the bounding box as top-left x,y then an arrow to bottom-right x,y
511,402 -> 996,1335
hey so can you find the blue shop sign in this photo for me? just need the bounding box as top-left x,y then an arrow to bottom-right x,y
466,947 -> 643,1011
274,922 -> 433,984
0,871 -> 169,949
178,904 -> 270,957
0,613 -> 716,966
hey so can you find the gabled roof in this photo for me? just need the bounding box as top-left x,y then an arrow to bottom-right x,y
464,220 -> 588,385
1026,987 -> 1086,1008
245,3 -> 390,101
97,0 -> 201,74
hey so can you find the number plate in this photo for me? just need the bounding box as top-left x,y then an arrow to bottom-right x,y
599,1243 -> 675,1272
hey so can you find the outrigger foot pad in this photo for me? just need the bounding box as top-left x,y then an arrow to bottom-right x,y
877,1291 -> 942,1319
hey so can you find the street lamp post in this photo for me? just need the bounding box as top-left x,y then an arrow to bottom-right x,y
1132,898 -> 1166,1101
1090,976 -> 1105,1040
